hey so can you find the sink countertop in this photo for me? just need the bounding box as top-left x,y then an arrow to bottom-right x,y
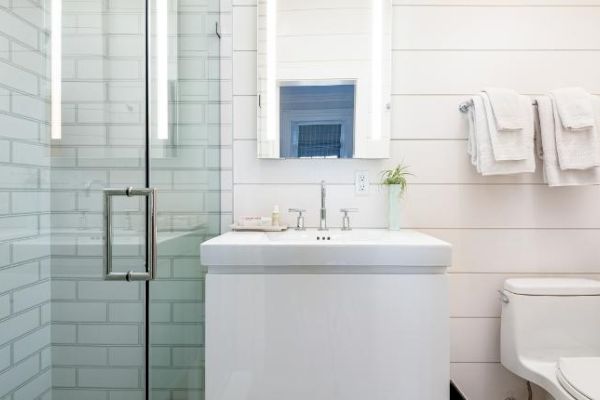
201,229 -> 451,269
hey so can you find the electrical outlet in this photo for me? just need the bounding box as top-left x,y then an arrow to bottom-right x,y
355,171 -> 369,195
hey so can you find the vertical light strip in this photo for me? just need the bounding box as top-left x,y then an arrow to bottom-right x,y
370,0 -> 383,140
266,0 -> 277,140
51,0 -> 62,140
156,0 -> 169,140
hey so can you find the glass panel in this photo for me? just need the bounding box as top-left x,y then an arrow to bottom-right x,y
148,0 -> 220,398
49,1 -> 148,399
0,0 -> 53,398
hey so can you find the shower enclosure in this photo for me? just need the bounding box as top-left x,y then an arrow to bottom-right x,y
0,0 -> 220,398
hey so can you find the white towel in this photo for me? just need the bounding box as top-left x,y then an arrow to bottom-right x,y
551,87 -> 595,130
467,95 -> 535,176
550,94 -> 600,170
483,87 -> 525,131
481,92 -> 534,161
537,96 -> 600,186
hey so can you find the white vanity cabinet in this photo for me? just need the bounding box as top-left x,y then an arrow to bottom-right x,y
201,229 -> 452,400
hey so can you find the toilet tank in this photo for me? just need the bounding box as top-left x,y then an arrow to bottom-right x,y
501,278 -> 600,374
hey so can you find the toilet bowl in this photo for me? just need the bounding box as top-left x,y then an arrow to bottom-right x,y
500,278 -> 600,400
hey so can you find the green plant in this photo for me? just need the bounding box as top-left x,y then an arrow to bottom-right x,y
379,164 -> 413,193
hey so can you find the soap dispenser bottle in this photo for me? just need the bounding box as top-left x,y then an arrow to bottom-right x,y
272,205 -> 280,226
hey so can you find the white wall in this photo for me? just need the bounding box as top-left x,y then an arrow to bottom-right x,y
221,0 -> 600,399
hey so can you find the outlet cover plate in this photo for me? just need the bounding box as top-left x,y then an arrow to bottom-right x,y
355,171 -> 369,195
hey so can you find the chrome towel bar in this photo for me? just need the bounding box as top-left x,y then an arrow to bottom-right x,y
458,99 -> 538,113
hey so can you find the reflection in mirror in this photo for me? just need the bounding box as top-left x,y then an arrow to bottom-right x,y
280,82 -> 355,158
257,0 -> 392,159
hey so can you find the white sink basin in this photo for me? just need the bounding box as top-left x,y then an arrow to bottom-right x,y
201,229 -> 451,269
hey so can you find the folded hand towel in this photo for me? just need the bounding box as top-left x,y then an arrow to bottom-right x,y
550,94 -> 600,170
483,87 -> 525,131
551,87 -> 595,130
537,96 -> 600,186
481,92 -> 534,161
468,95 -> 535,176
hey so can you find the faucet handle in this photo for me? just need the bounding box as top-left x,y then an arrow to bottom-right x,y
340,208 -> 358,215
289,208 -> 306,214
340,208 -> 358,231
288,208 -> 306,231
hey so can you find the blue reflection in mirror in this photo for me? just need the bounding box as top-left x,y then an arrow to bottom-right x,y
280,83 -> 355,158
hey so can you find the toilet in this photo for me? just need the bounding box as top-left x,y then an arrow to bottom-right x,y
500,278 -> 600,400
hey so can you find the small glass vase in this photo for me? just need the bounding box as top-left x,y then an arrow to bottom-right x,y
388,184 -> 404,231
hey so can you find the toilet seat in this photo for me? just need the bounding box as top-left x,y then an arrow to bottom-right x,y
557,358 -> 600,400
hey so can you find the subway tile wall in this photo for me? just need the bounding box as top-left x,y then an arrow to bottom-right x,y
0,0 -> 52,399
224,0 -> 600,399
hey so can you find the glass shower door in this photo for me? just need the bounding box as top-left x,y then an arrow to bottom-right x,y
147,1 -> 221,399
49,0 -> 220,399
50,0 -> 149,399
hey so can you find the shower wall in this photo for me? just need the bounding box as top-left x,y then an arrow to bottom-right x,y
0,1 -> 52,399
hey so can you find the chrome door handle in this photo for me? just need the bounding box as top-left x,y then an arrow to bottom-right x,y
104,187 -> 157,281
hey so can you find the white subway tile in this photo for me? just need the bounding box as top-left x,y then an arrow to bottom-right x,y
51,324 -> 76,344
11,94 -> 48,122
151,325 -> 204,345
77,325 -> 139,345
151,368 -> 203,389
62,82 -> 105,102
51,367 -> 76,387
172,348 -> 204,367
0,113 -> 39,141
0,262 -> 39,294
62,35 -> 103,55
52,303 -> 107,322
151,281 -> 203,301
108,347 -> 144,366
105,14 -> 142,34
108,303 -> 144,323
0,9 -> 38,48
13,325 -> 50,362
78,367 -> 139,388
0,356 -> 39,398
0,61 -> 38,95
11,43 -> 46,75
52,346 -> 107,366
13,281 -> 50,313
173,303 -> 204,323
0,309 -> 39,346
13,369 -> 51,400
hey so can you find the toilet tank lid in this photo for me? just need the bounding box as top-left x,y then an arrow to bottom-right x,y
504,278 -> 600,296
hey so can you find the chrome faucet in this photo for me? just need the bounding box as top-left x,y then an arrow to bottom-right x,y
319,180 -> 327,231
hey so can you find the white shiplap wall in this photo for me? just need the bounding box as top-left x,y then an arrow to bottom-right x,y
221,0 -> 600,399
